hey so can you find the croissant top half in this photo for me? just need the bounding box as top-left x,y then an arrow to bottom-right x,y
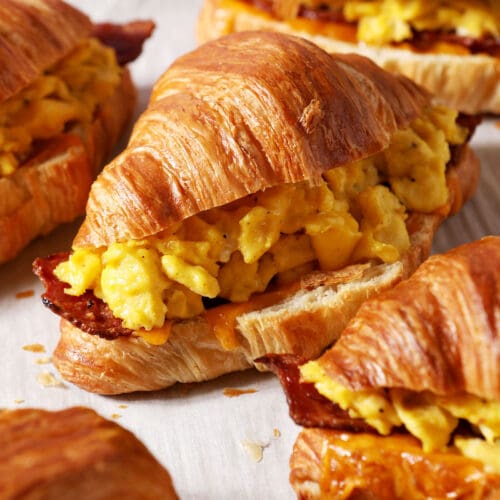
0,406 -> 177,499
0,0 -> 92,103
74,31 -> 431,248
315,236 -> 500,400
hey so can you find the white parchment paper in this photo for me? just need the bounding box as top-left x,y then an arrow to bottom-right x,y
0,2 -> 498,498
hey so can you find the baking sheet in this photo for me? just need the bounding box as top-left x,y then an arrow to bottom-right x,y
0,1 -> 499,498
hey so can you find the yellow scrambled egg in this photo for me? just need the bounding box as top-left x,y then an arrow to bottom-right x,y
300,0 -> 500,45
348,0 -> 500,45
55,106 -> 465,331
300,361 -> 500,470
0,38 -> 121,176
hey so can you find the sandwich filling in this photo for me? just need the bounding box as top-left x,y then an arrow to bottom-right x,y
242,0 -> 500,54
0,38 -> 121,177
54,106 -> 466,335
300,361 -> 500,473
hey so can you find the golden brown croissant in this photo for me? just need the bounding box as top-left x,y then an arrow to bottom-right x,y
0,407 -> 178,499
276,236 -> 500,498
197,0 -> 500,114
35,31 -> 479,394
291,429 -> 500,499
0,0 -> 154,264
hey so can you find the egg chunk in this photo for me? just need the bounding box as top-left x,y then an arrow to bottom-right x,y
55,107 -> 466,333
0,38 -> 121,177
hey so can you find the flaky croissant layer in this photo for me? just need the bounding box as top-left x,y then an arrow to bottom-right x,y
0,407 -> 178,499
290,429 -> 500,500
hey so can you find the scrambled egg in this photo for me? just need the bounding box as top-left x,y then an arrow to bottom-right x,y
55,106 -> 465,331
455,438 -> 500,474
0,38 -> 121,176
350,1 -> 500,45
300,360 -> 500,470
300,0 -> 500,45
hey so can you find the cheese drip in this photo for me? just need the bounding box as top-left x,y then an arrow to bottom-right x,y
301,361 -> 500,471
55,106 -> 466,331
0,38 -> 121,176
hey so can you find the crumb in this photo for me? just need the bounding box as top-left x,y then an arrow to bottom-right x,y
241,440 -> 268,463
37,371 -> 64,388
118,404 -> 128,409
111,413 -> 121,420
23,343 -> 46,353
273,428 -> 281,438
35,356 -> 52,365
223,388 -> 257,398
15,289 -> 35,299
14,399 -> 25,404
496,121 -> 500,129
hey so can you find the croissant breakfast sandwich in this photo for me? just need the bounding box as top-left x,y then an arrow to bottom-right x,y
0,407 -> 178,499
34,31 -> 480,395
262,236 -> 500,499
197,0 -> 500,114
0,0 -> 154,264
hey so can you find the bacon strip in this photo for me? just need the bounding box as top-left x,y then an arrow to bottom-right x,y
257,354 -> 373,431
93,20 -> 155,66
33,254 -> 132,339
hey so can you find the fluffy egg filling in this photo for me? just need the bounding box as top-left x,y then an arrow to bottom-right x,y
301,361 -> 500,473
55,106 -> 466,331
0,38 -> 121,177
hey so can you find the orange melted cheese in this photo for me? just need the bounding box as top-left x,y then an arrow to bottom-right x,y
135,323 -> 173,345
204,281 -> 300,349
312,431 -> 500,499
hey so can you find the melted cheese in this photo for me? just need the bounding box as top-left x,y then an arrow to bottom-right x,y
55,107 -> 465,337
301,360 -> 500,466
0,38 -> 121,177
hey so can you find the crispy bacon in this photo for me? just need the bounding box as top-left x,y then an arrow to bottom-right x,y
257,354 -> 373,431
33,254 -> 132,339
93,20 -> 155,66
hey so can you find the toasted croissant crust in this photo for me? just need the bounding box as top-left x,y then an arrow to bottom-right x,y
0,69 -> 135,264
316,235 -> 500,400
52,143 -> 479,394
197,0 -> 500,114
290,428 -> 500,499
0,0 -> 92,103
0,407 -> 177,499
73,31 -> 430,248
